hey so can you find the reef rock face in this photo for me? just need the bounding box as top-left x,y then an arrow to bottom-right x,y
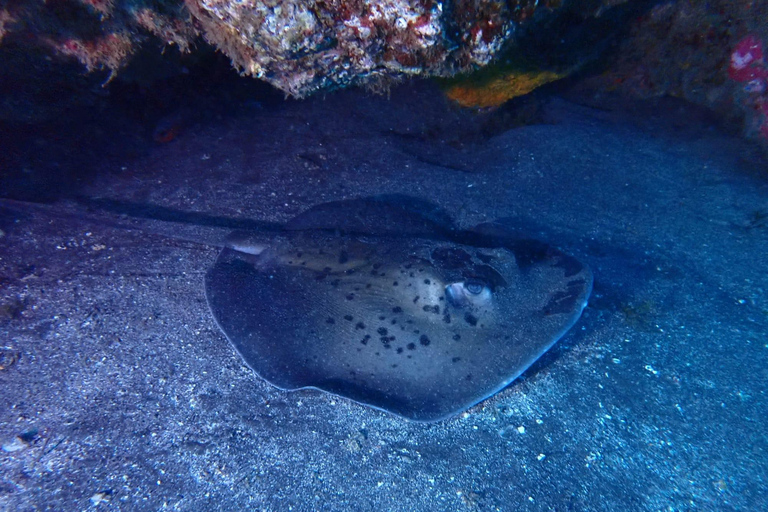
187,0 -> 515,96
0,0 -> 581,96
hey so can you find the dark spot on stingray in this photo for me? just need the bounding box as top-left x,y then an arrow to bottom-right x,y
390,319 -> 397,325
470,264 -> 507,290
406,343 -> 416,350
443,314 -> 451,324
452,357 -> 461,363
326,317 -> 335,324
543,286 -> 583,315
506,239 -> 552,269
465,374 -> 473,381
301,261 -> 307,266
409,272 -> 415,278
378,316 -> 386,321
355,322 -> 366,330
476,252 -> 495,263
432,247 -> 472,268
419,334 -> 431,346
366,283 -> 372,289
392,306 -> 403,314
413,296 -> 420,303
354,287 -> 360,291
296,252 -> 303,258
344,315 -> 354,321
423,305 -> 440,314
393,281 -> 399,286
391,364 -> 398,368
464,313 -> 478,326
396,347 -> 404,354
370,270 -> 379,276
377,327 -> 388,336
556,255 -> 583,278
331,279 -> 340,287
339,250 -> 349,264
424,279 -> 431,285
453,334 -> 461,341
360,335 -> 371,345
346,293 -> 355,300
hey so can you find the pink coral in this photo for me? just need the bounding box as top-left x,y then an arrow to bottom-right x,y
729,34 -> 768,142
729,34 -> 767,83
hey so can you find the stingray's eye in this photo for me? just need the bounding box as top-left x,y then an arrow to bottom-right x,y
446,280 -> 492,309
464,281 -> 486,295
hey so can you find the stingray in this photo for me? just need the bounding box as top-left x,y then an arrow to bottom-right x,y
1,195 -> 591,421
204,195 -> 592,421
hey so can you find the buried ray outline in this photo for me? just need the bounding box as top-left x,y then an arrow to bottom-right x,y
0,194 -> 592,421
204,195 -> 593,422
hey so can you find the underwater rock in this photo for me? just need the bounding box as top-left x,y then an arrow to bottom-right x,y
577,0 -> 768,146
185,0 -> 516,96
0,0 -> 622,96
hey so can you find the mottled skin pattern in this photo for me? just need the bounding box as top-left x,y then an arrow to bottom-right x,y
206,202 -> 592,421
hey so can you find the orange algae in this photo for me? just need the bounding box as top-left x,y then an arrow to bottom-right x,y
445,69 -> 565,108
